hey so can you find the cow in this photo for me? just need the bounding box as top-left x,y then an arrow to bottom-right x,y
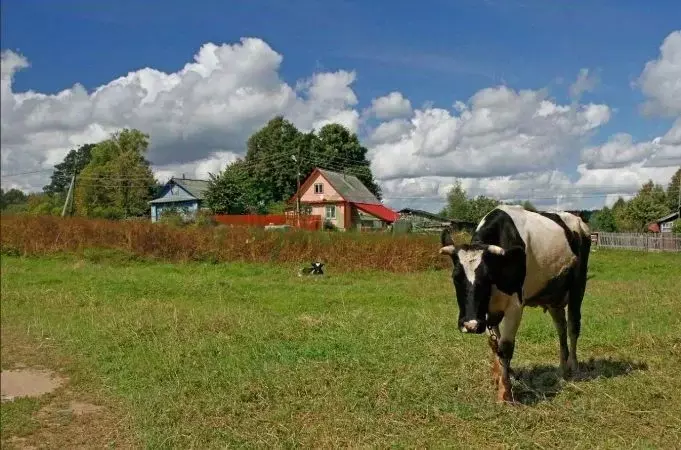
439,204 -> 591,403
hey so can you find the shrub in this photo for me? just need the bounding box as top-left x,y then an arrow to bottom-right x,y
0,215 -> 471,273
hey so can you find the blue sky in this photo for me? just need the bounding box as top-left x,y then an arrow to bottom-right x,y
3,0 -> 678,136
1,0 -> 680,209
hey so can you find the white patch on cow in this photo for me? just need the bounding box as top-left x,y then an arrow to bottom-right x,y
499,293 -> 523,343
486,245 -> 505,255
457,249 -> 484,283
463,319 -> 478,331
495,205 -> 579,301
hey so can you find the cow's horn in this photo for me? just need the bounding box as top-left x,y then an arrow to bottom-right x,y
486,245 -> 505,255
439,245 -> 456,255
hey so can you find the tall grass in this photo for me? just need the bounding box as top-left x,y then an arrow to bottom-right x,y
0,215 -> 469,273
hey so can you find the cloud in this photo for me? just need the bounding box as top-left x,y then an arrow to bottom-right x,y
1,38 -> 360,191
569,68 -> 599,103
368,85 -> 611,180
638,30 -> 681,116
578,30 -> 681,179
367,92 -> 412,119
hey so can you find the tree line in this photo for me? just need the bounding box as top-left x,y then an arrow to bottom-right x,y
437,168 -> 680,233
589,171 -> 680,233
0,116 -> 379,219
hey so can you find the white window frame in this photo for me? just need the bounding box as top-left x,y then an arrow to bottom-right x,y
325,205 -> 336,219
661,221 -> 673,232
314,183 -> 324,194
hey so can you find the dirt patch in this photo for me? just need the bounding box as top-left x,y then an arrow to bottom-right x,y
1,327 -> 137,449
67,401 -> 104,416
1,369 -> 66,402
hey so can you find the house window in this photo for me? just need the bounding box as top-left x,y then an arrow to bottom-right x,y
314,183 -> 324,194
325,205 -> 336,219
661,221 -> 673,232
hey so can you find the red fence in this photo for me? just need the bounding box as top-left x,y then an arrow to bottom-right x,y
214,213 -> 322,231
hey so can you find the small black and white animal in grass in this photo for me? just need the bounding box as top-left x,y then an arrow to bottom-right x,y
298,262 -> 325,277
439,204 -> 591,403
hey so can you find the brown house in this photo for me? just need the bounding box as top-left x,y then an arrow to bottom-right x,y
288,168 -> 398,231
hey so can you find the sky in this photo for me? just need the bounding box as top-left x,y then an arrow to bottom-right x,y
1,0 -> 680,212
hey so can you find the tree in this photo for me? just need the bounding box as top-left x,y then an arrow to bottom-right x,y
239,117 -> 382,209
521,200 -> 537,212
204,159 -> 261,214
0,188 -> 28,210
469,195 -> 501,222
440,181 -> 500,223
590,206 -> 617,232
667,167 -> 681,212
74,129 -> 156,218
244,116 -> 310,208
441,181 -> 470,220
620,181 -> 668,231
43,143 -> 95,195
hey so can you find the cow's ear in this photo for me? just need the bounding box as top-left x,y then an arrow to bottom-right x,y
484,245 -> 526,293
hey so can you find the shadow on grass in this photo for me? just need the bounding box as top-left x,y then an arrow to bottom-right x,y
511,357 -> 648,406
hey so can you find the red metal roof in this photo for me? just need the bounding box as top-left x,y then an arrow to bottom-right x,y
353,202 -> 399,223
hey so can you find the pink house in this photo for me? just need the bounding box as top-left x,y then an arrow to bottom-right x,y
288,168 -> 398,231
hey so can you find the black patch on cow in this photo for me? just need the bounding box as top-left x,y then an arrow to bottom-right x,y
472,209 -> 526,251
487,311 -> 504,328
498,340 -> 515,361
538,212 -> 581,256
482,246 -> 526,296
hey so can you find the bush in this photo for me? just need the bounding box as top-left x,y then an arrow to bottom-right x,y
0,215 -> 471,273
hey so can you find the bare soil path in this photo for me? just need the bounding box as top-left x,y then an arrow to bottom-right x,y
0,326 -> 137,449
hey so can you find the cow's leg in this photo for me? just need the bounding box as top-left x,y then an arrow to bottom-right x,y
567,297 -> 581,375
496,295 -> 523,403
548,305 -> 569,378
487,325 -> 501,388
566,238 -> 591,376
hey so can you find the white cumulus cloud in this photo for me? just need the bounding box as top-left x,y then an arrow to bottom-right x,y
1,38 -> 360,191
638,30 -> 681,117
367,91 -> 412,119
368,85 -> 611,181
574,29 -> 681,196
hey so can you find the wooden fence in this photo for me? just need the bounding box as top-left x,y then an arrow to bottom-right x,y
214,213 -> 322,231
594,232 -> 681,252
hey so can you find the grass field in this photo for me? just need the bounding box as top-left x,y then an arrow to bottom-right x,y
1,249 -> 680,448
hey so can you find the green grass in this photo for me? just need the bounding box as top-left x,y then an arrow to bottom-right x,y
1,250 -> 681,448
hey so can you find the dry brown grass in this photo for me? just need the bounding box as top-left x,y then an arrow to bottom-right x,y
0,215 -> 469,273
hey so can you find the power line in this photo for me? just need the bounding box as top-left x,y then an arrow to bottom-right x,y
1,169 -> 53,178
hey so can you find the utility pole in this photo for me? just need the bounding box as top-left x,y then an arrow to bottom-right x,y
292,151 -> 301,227
61,171 -> 76,217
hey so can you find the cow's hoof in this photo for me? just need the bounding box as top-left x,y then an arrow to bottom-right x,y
496,383 -> 514,403
496,393 -> 515,404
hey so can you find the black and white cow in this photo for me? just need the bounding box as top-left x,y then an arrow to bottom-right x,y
439,204 -> 591,402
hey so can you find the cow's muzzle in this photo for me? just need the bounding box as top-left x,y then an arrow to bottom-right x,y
460,319 -> 486,334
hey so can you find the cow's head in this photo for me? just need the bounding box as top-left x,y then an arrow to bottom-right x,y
439,229 -> 525,334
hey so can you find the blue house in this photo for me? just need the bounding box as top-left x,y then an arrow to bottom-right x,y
149,176 -> 210,222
